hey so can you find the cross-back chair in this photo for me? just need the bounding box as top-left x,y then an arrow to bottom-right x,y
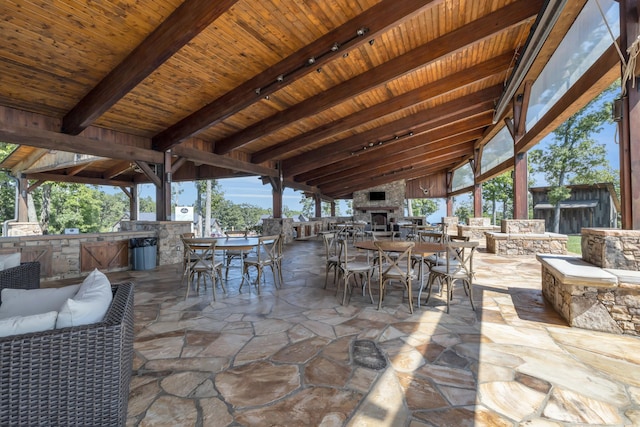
240,234 -> 281,294
336,238 -> 374,306
182,237 -> 224,300
374,241 -> 416,314
322,232 -> 339,289
419,240 -> 478,312
223,229 -> 249,281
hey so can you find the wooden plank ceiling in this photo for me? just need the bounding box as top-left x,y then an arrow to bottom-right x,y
0,0 -> 571,199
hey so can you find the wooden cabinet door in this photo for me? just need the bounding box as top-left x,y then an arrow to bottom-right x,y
81,241 -> 129,272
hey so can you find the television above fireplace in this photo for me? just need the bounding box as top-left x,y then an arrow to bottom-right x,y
369,191 -> 386,201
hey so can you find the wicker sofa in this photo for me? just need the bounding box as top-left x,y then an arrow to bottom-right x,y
0,261 -> 41,297
0,269 -> 135,426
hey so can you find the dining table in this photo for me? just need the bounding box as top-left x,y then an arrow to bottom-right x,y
354,240 -> 446,292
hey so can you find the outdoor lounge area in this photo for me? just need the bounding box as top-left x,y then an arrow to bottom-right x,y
39,238 -> 640,426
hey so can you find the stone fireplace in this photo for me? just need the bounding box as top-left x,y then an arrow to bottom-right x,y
352,180 -> 405,227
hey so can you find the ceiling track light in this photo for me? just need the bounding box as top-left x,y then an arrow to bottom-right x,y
350,130 -> 415,155
255,25 -> 371,98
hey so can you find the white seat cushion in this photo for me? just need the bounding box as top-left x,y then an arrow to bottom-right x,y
0,284 -> 80,318
0,311 -> 57,337
56,269 -> 113,328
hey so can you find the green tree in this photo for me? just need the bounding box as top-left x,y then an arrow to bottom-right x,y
300,195 -> 314,217
98,191 -> 128,231
482,173 -> 513,225
139,196 -> 155,213
410,199 -> 439,217
529,85 -> 615,233
45,183 -> 103,234
454,199 -> 472,224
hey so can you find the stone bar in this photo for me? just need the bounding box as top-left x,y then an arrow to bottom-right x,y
486,219 -> 567,255
0,230 -> 153,281
120,220 -> 191,266
581,227 -> 640,270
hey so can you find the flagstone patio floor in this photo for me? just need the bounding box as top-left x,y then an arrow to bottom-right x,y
54,238 -> 640,426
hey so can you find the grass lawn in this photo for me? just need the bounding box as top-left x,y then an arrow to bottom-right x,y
567,235 -> 582,254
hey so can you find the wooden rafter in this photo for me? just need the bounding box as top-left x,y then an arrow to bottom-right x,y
214,0 -> 543,154
152,0 -> 441,152
251,53 -> 512,164
286,111 -> 493,179
62,0 -> 240,135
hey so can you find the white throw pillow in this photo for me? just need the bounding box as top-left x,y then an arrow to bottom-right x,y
0,311 -> 57,337
0,284 -> 80,319
56,269 -> 113,329
0,253 -> 21,271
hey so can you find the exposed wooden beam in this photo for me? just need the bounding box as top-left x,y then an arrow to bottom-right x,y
152,0 -> 441,151
251,53 -> 513,164
0,122 -> 164,164
65,163 -> 92,177
172,145 -> 278,177
307,131 -> 481,186
62,0 -> 239,135
26,172 -> 134,188
324,158 -> 462,198
215,0 -> 543,154
287,111 -> 492,179
10,148 -> 48,176
103,161 -> 134,180
135,161 -> 162,187
171,157 -> 188,174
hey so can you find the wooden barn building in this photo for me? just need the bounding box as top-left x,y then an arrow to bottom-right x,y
531,183 -> 620,234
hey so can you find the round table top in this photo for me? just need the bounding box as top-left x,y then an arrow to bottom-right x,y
187,237 -> 265,250
354,240 -> 445,256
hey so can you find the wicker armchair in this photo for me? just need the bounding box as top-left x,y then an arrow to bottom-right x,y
0,279 -> 135,426
0,262 -> 40,300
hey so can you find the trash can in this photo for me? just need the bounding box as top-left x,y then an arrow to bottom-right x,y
130,237 -> 157,270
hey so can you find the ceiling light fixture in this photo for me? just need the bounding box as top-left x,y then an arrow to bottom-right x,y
350,130 -> 416,155
253,25 -> 370,99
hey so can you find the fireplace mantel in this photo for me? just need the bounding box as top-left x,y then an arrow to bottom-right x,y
354,206 -> 398,212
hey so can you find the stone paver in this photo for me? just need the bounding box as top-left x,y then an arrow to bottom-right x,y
53,239 -> 640,426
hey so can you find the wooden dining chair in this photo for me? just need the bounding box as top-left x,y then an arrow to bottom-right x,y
322,232 -> 339,289
240,234 -> 281,294
223,230 -> 249,281
374,241 -> 416,314
182,237 -> 224,300
420,241 -> 478,312
336,238 -> 374,306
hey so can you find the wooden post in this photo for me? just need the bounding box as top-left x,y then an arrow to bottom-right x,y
473,183 -> 483,217
513,152 -> 528,219
314,193 -> 322,218
619,0 -> 640,229
446,197 -> 453,216
331,201 -> 336,217
17,175 -> 28,222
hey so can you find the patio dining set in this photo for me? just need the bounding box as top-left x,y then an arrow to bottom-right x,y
322,224 -> 479,314
180,232 -> 284,299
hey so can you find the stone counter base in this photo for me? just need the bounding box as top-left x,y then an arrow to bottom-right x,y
457,225 -> 499,241
538,254 -> 640,336
486,232 -> 567,255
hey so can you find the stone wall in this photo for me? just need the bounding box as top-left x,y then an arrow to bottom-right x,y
120,221 -> 191,266
352,180 -> 405,223
487,233 -> 567,255
501,219 -> 545,234
5,222 -> 42,236
539,255 -> 640,335
0,230 -> 154,281
581,228 -> 640,270
442,216 -> 458,236
262,218 -> 294,243
468,217 -> 490,227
